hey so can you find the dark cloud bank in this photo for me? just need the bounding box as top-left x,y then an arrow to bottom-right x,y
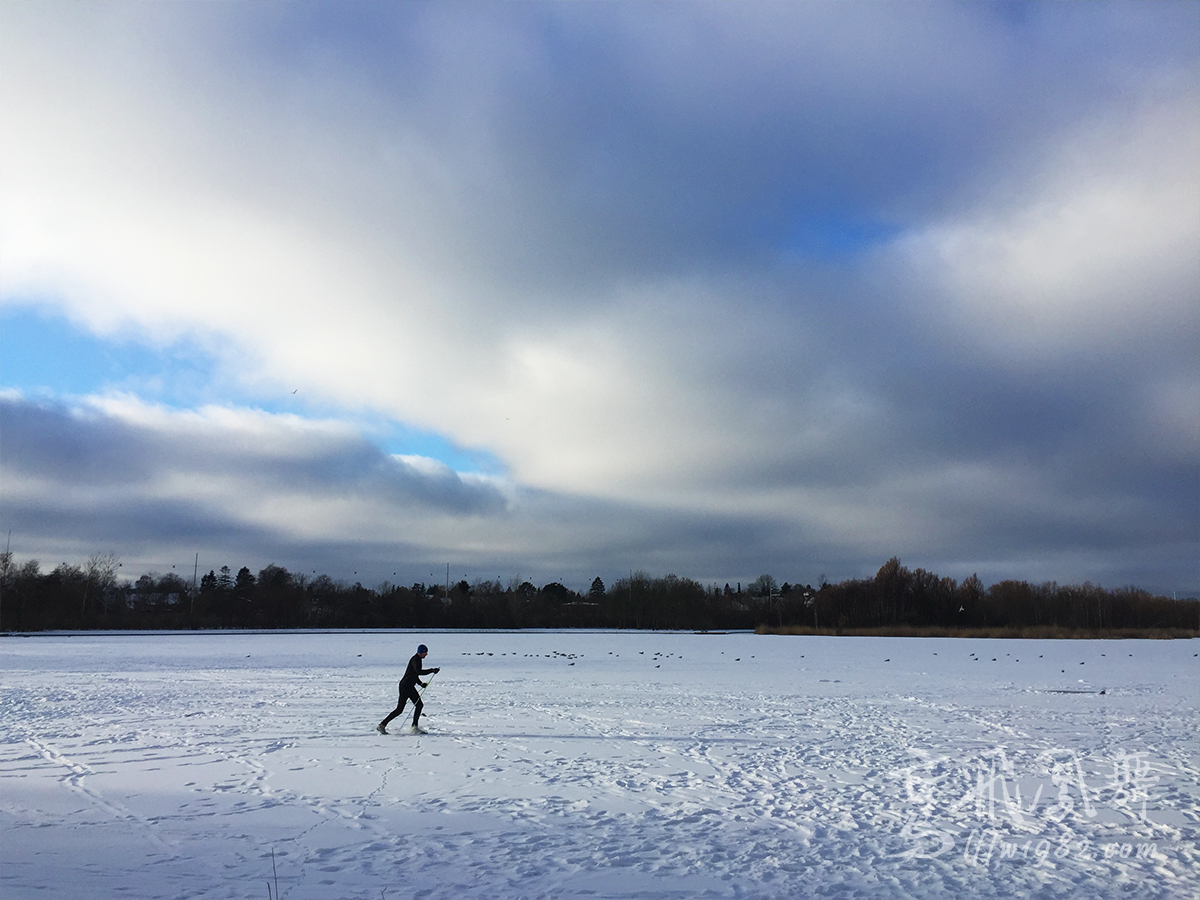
2,394 -> 1194,595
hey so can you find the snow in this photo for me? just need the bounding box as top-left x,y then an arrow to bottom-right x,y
2,630 -> 1197,899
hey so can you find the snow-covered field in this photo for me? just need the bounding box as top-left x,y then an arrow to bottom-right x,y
2,630 -> 1197,900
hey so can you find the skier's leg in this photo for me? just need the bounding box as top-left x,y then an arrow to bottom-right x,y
380,702 -> 405,728
380,688 -> 409,730
411,695 -> 424,728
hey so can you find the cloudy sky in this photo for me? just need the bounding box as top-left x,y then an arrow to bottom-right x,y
2,2 -> 1196,594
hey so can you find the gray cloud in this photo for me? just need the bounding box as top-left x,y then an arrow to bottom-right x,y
0,394 -> 511,520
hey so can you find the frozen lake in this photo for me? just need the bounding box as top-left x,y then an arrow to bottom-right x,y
2,630 -> 1197,899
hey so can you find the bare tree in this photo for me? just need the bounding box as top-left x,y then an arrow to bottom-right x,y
83,552 -> 121,619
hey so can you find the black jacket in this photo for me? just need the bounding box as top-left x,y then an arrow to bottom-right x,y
399,653 -> 435,692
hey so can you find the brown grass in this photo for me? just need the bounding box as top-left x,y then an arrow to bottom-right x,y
755,624 -> 1200,640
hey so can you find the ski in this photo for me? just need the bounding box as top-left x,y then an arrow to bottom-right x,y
374,724 -> 430,735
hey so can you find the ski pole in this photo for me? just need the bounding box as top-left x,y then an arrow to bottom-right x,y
417,670 -> 437,699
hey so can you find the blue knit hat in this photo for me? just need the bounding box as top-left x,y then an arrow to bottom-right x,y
417,644 -> 429,654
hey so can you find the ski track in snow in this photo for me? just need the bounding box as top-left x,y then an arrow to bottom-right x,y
1,631 -> 1197,899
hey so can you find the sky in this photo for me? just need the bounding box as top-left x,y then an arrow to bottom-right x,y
1,2 -> 1197,595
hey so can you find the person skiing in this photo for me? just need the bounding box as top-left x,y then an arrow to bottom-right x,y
378,644 -> 440,734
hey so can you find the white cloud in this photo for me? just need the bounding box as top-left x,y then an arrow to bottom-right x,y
896,91 -> 1199,364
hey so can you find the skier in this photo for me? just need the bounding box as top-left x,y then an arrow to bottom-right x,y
378,644 -> 440,734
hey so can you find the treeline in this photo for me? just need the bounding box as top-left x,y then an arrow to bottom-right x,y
0,553 -> 1196,634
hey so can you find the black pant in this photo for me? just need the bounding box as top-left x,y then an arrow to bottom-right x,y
381,684 -> 422,728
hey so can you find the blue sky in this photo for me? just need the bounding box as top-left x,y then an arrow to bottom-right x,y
1,307 -> 218,406
1,2 -> 1196,594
